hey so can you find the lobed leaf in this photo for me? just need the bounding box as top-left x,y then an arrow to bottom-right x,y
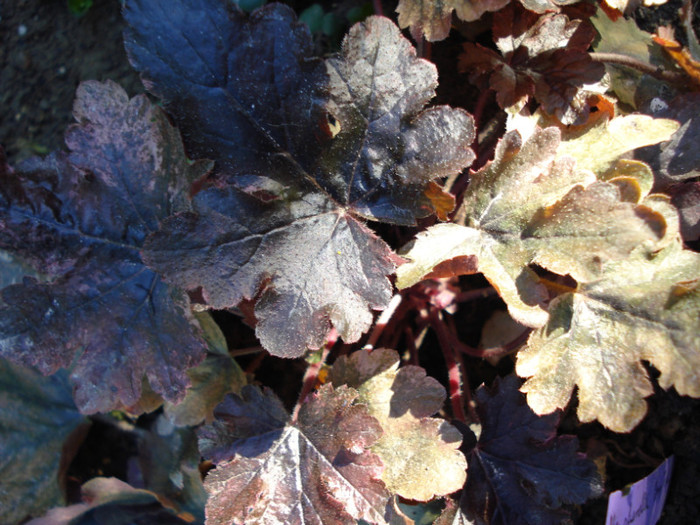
395,0 -> 582,42
459,4 -> 605,124
330,348 -> 467,501
555,114 -> 680,176
590,7 -> 673,108
198,384 -> 392,525
0,80 -> 209,413
517,238 -> 700,432
397,128 -> 667,328
396,0 -> 509,42
126,1 -> 475,358
458,375 -> 603,525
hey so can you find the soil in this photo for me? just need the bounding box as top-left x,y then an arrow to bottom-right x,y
2,0 -> 699,524
0,0 -> 143,165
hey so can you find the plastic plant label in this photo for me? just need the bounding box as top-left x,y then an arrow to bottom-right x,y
605,455 -> 674,525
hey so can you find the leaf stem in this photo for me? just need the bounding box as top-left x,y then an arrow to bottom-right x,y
455,286 -> 497,304
293,344 -> 330,421
372,0 -> 384,16
363,293 -> 403,351
589,52 -> 687,84
229,345 -> 265,357
430,309 -> 467,422
539,276 -> 577,295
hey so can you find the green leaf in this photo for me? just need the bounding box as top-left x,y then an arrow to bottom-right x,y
136,415 -> 207,522
0,359 -> 87,524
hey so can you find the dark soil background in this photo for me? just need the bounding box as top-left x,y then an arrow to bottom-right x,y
1,0 -> 699,523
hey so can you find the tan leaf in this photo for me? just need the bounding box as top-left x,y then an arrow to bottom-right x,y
397,128 -> 667,328
330,348 -> 467,501
396,0 -> 509,41
509,107 -> 680,177
517,238 -> 700,433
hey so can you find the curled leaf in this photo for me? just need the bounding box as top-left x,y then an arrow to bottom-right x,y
398,128 -> 667,328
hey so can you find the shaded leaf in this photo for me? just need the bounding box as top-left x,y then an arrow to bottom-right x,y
653,29 -> 700,88
479,310 -> 528,365
26,478 -> 191,525
637,93 -> 700,187
397,128 -> 667,328
0,359 -> 87,525
434,499 -> 473,525
163,311 -> 246,426
164,353 -> 245,427
667,181 -> 700,242
136,415 -> 207,522
0,80 -> 209,414
124,310 -> 246,420
125,1 -> 475,358
517,237 -> 700,432
198,384 -> 392,524
330,348 -> 467,501
459,375 -> 602,525
459,4 -> 605,125
590,7 -> 673,108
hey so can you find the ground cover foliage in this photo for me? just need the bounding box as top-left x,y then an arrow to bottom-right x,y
0,0 -> 698,523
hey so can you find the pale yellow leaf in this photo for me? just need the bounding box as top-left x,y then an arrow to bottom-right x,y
330,348 -> 467,501
398,128 -> 668,328
517,240 -> 700,432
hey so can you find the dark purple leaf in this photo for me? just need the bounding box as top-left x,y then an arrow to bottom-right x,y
125,1 -> 475,357
459,375 -> 603,525
459,4 -> 604,125
198,384 -> 392,525
0,80 -> 209,413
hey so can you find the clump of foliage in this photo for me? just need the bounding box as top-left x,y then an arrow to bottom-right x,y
0,0 -> 698,523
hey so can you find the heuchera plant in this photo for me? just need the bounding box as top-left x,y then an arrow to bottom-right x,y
1,0 -> 698,523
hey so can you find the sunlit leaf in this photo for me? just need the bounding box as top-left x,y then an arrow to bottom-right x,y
396,0 -> 509,41
517,238 -> 700,432
198,384 -> 393,524
26,478 -> 191,525
397,128 -> 667,328
330,348 -> 467,501
459,4 -> 605,124
125,1 -> 475,358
